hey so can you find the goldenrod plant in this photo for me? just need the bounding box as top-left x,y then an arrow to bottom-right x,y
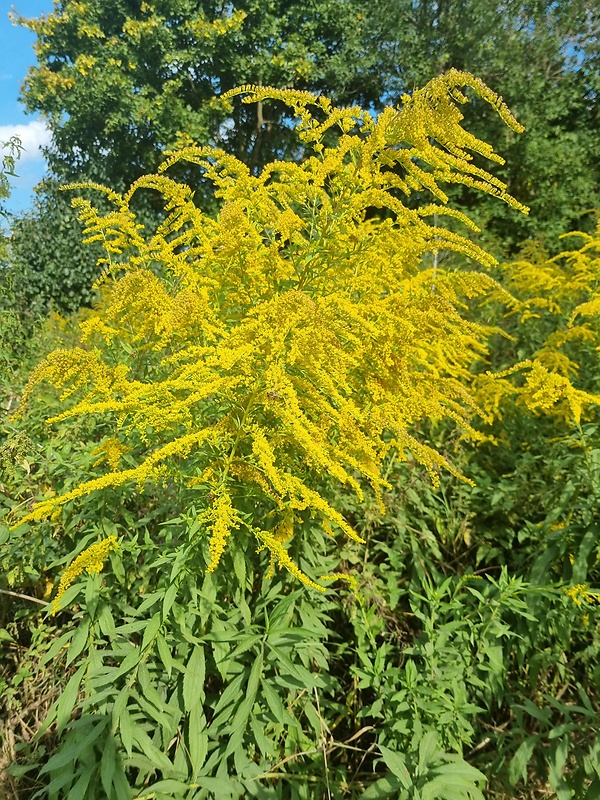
15,71 -> 530,593
6,73 -> 599,799
473,220 -> 600,425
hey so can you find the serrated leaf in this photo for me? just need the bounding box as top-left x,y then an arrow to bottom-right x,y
100,734 -> 116,796
212,671 -> 245,716
430,760 -> 487,783
41,718 -> 109,774
509,736 -> 539,785
421,777 -> 485,800
359,773 -> 405,799
162,582 -> 178,619
66,763 -> 95,800
156,634 -> 174,678
132,727 -> 174,774
250,717 -> 275,758
194,776 -> 243,795
112,687 -> 129,727
119,706 -> 134,757
40,628 -> 75,666
141,612 -> 162,652
417,731 -> 440,774
136,781 -> 192,797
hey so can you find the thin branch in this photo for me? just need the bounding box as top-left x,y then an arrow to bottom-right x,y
0,589 -> 48,607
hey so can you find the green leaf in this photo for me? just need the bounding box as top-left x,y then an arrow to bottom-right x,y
225,653 -> 263,756
359,774 -> 405,799
41,718 -> 109,774
119,705 -> 134,757
141,612 -> 162,652
132,727 -> 175,775
66,619 -> 89,666
194,776 -> 243,796
417,731 -> 441,775
56,663 -> 87,734
162,582 -> 178,619
188,703 -> 208,778
156,634 -> 174,678
421,777 -> 485,800
85,572 -> 101,617
212,672 -> 245,717
136,781 -> 193,797
379,745 -> 411,789
430,761 -> 487,784
112,687 -> 130,727
97,603 -> 116,637
548,736 -> 569,792
183,644 -> 205,712
40,628 -> 75,666
100,734 -> 117,796
250,717 -> 275,759
53,582 -> 84,613
66,763 -> 95,800
509,736 -> 539,785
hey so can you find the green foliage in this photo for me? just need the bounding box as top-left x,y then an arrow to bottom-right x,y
7,184 -> 105,315
15,0 -> 383,187
2,72 -> 600,800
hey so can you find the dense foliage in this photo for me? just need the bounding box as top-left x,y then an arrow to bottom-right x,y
6,0 -> 600,313
0,136 -> 23,258
2,71 -> 600,800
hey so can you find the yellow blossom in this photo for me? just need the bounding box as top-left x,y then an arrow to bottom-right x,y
52,536 -> 119,614
564,583 -> 600,608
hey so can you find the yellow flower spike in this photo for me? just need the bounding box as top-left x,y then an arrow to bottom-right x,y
91,438 -> 132,471
52,536 -> 119,614
203,488 -> 242,573
254,527 -> 326,592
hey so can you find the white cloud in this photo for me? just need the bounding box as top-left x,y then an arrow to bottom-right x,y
0,120 -> 51,162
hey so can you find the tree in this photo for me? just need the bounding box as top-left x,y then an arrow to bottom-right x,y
14,0 -> 385,188
0,136 -> 23,261
380,0 -> 600,252
8,183 -> 103,314
10,0 -> 600,314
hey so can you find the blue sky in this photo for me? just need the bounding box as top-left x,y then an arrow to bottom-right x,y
1,1 -> 53,215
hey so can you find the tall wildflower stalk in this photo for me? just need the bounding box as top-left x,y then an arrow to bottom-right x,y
16,70 -> 537,593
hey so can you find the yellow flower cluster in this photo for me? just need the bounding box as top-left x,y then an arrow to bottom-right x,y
91,438 -> 132,471
17,72 -> 532,589
52,536 -> 119,614
564,583 -> 600,608
481,219 -> 600,425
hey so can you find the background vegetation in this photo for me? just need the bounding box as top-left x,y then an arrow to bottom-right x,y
1,2 -> 600,799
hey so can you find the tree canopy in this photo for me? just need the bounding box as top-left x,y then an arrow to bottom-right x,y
7,0 -> 600,312
14,0 -> 383,187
